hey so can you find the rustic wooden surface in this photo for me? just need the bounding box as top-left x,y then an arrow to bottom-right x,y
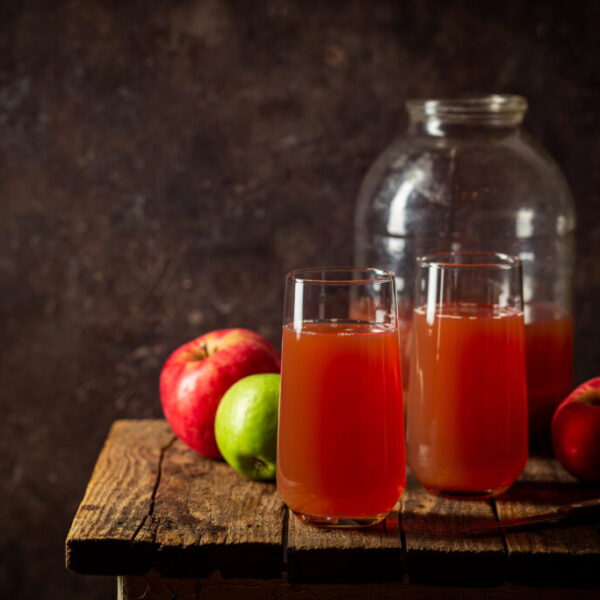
65,420 -> 176,574
134,427 -> 286,579
495,458 -> 600,586
402,472 -> 506,585
286,505 -> 403,583
67,420 -> 600,587
66,420 -> 286,578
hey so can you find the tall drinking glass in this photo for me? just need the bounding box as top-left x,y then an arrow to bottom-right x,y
277,268 -> 406,527
406,252 -> 528,499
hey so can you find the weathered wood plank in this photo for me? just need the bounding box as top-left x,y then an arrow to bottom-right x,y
67,420 -> 600,587
66,419 -> 176,574
286,505 -> 403,583
494,457 -> 600,587
402,471 -> 506,585
67,419 -> 286,578
133,436 -> 286,578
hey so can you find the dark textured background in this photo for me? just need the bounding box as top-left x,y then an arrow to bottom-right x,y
1,1 -> 599,598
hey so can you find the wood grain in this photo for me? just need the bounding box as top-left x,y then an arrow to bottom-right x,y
286,505 -> 403,583
66,420 -> 176,575
494,457 -> 600,586
402,471 -> 506,585
67,420 -> 600,588
67,419 -> 286,578
133,435 -> 286,578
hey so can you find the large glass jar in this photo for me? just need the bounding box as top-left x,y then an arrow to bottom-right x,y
355,95 -> 576,447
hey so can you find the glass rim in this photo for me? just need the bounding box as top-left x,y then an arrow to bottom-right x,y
417,251 -> 522,269
286,266 -> 395,285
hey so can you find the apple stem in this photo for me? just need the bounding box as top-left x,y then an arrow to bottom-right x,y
200,342 -> 209,357
254,458 -> 267,471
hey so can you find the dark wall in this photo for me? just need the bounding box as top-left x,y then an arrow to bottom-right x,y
1,1 -> 599,598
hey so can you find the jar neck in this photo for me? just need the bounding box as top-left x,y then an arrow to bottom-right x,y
406,95 -> 526,136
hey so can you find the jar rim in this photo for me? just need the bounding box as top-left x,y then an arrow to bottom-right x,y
406,95 -> 527,125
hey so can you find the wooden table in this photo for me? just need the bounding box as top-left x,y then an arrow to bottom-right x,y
66,420 -> 600,599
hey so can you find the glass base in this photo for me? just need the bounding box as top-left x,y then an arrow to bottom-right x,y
425,484 -> 510,500
292,510 -> 387,528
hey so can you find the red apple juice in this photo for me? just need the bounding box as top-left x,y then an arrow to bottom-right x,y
525,303 -> 573,445
406,303 -> 528,497
350,297 -> 413,397
277,322 -> 406,520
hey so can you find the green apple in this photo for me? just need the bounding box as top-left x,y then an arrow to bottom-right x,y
215,373 -> 280,481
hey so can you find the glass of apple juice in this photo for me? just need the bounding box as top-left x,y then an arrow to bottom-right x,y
406,252 -> 529,499
277,267 -> 406,527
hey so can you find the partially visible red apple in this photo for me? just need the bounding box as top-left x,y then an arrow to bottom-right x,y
552,377 -> 600,483
160,329 -> 280,459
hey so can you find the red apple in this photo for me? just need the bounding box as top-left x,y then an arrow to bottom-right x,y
160,329 -> 280,459
551,377 -> 600,483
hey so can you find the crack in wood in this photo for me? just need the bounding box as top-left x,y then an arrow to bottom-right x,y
281,507 -> 289,569
131,435 -> 177,543
491,497 -> 509,556
396,507 -> 409,583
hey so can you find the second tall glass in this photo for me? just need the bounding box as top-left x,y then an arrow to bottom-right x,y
406,252 -> 528,499
277,268 -> 406,527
